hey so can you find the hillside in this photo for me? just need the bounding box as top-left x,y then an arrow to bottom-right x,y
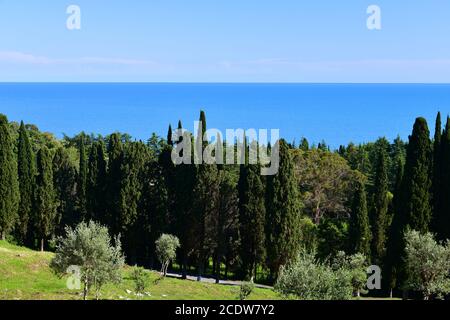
0,241 -> 279,300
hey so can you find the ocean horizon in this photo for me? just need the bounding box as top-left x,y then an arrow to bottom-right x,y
0,82 -> 448,147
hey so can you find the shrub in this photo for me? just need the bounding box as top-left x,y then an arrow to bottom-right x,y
238,282 -> 255,300
131,266 -> 148,295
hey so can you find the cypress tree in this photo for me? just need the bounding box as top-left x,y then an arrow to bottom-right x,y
432,112 -> 442,235
238,144 -> 266,280
384,158 -> 404,295
436,116 -> 450,240
0,114 -> 19,240
35,146 -> 58,251
17,121 -> 36,243
370,147 -> 389,264
53,147 -> 78,234
167,124 -> 173,146
265,139 -> 302,278
143,151 -> 170,267
77,134 -> 88,220
87,141 -> 107,223
349,179 -> 371,258
173,120 -> 197,278
384,118 -> 432,293
106,133 -> 124,235
402,117 -> 433,233
118,141 -> 149,263
192,110 -> 220,280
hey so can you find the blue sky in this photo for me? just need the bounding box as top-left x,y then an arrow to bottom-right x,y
1,1 -> 450,82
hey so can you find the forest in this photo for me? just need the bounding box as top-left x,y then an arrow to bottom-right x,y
0,110 -> 449,298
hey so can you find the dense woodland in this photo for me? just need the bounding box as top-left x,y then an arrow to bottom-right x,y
0,110 -> 449,297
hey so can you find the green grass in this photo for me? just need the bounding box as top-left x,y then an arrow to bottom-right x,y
0,240 -> 280,300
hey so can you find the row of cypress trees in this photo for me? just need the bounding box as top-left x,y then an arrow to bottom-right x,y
0,111 -> 302,282
348,113 -> 450,294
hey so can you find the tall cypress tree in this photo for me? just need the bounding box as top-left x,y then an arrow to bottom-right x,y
53,147 -> 78,235
106,133 -> 124,235
432,112 -> 442,235
192,110 -> 220,280
77,134 -> 88,220
436,116 -> 450,240
35,146 -> 58,251
384,117 -> 432,292
87,141 -> 107,223
349,179 -> 371,258
370,147 -> 389,264
265,139 -> 302,278
402,117 -> 433,233
238,143 -> 266,280
173,121 -> 197,278
384,159 -> 405,296
17,121 -> 36,243
0,114 -> 19,240
118,141 -> 149,263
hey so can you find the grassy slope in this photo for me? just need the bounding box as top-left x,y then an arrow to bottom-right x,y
0,240 -> 279,300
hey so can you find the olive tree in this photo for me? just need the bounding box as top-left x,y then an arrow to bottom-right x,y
50,221 -> 125,300
275,250 -> 353,300
155,234 -> 180,277
404,230 -> 450,300
332,251 -> 369,298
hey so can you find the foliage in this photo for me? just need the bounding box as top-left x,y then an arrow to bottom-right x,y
275,250 -> 353,300
238,282 -> 255,300
332,251 -> 368,297
317,218 -> 348,260
369,144 -> 389,264
404,230 -> 450,300
293,149 -> 359,224
35,146 -> 58,251
131,266 -> 148,295
16,121 -> 36,243
155,234 -> 180,277
238,150 -> 266,280
349,180 -> 371,258
50,221 -> 125,300
266,139 -> 302,278
0,114 -> 19,240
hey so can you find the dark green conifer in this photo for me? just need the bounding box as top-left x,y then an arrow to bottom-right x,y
35,146 -> 58,251
349,180 -> 371,257
17,121 -> 36,243
265,139 -> 302,278
0,114 -> 19,240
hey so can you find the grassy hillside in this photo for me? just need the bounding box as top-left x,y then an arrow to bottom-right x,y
0,240 -> 279,300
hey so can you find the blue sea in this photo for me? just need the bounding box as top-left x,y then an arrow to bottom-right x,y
0,83 -> 449,148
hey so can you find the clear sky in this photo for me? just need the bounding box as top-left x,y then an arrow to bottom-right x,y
1,1 -> 450,82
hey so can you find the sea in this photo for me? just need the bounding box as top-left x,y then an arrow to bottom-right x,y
0,83 -> 449,148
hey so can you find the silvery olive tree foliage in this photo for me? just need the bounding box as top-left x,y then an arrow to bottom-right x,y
331,251 -> 369,298
275,250 -> 353,300
155,234 -> 180,277
50,221 -> 125,300
404,230 -> 450,300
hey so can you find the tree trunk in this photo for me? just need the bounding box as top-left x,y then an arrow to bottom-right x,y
390,288 -> 393,299
224,259 -> 229,280
197,262 -> 204,282
83,279 -> 89,301
164,261 -> 169,277
0,232 -> 4,241
215,256 -> 221,284
40,238 -> 44,252
181,255 -> 187,279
